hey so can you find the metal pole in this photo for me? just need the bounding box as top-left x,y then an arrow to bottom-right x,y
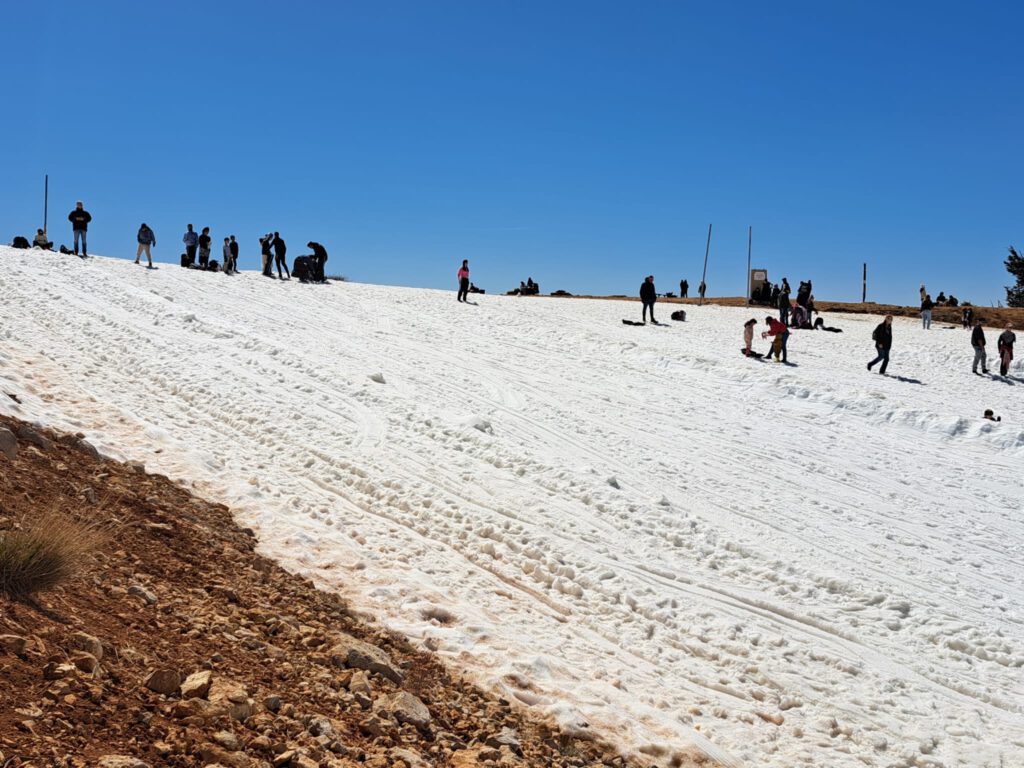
43,174 -> 48,233
745,226 -> 752,307
862,262 -> 867,303
699,223 -> 712,306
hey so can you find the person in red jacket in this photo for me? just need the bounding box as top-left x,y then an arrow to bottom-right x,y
762,316 -> 790,362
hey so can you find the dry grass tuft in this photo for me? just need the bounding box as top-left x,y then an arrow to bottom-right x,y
0,508 -> 104,601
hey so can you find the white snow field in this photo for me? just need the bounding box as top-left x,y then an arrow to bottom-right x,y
1,246 -> 1022,767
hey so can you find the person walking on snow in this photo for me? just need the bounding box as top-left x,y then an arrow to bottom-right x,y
997,323 -> 1016,376
920,294 -> 934,329
272,232 -> 289,279
971,319 -> 989,375
135,223 -> 156,267
68,201 -> 91,256
762,316 -> 790,362
867,315 -> 893,374
640,275 -> 657,323
457,260 -> 470,302
183,224 -> 199,266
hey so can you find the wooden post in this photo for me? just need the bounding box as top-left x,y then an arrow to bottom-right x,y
699,223 -> 712,306
43,174 -> 48,233
745,226 -> 752,307
862,262 -> 867,303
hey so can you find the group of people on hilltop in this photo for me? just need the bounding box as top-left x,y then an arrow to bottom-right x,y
919,283 -> 962,308
866,315 -> 1016,378
12,199 -> 330,283
677,278 -> 706,300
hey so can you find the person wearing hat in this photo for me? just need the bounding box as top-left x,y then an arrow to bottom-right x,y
68,201 -> 91,256
33,228 -> 53,250
135,223 -> 156,267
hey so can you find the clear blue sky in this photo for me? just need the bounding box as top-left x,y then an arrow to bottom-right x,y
3,1 -> 1022,304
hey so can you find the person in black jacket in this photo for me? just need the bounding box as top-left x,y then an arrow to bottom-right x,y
228,235 -> 239,274
272,232 -> 289,279
867,315 -> 893,374
971,319 -> 988,375
639,275 -> 657,323
679,279 -> 688,298
260,234 -> 274,276
920,294 -> 934,329
68,201 -> 91,256
308,241 -> 328,282
198,226 -> 212,268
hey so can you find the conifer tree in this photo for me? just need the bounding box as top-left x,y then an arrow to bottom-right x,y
1006,246 -> 1024,307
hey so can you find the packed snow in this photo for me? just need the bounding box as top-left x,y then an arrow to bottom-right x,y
1,246 -> 1022,767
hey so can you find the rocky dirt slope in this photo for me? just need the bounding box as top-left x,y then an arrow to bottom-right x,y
0,414 -> 679,768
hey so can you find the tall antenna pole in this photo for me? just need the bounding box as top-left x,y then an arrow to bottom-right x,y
745,226 -> 752,307
43,174 -> 49,233
699,223 -> 712,306
862,262 -> 867,303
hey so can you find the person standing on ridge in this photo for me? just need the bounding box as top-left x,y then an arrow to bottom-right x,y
698,280 -> 706,300
222,237 -> 232,273
640,275 -> 657,323
260,234 -> 274,276
778,283 -> 791,326
920,294 -> 934,329
183,224 -> 199,266
920,283 -> 927,302
272,232 -> 289,279
135,223 -> 156,267
997,323 -> 1016,376
680,279 -> 688,298
228,235 -> 239,274
198,226 -> 212,268
971,318 -> 989,375
762,316 -> 790,362
68,201 -> 91,257
867,315 -> 894,374
457,259 -> 470,302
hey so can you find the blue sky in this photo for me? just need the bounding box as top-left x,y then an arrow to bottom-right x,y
3,1 -> 1022,304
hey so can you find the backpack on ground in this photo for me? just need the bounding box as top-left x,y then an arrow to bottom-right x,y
671,310 -> 687,322
11,236 -> 30,249
207,260 -> 219,272
180,253 -> 189,268
292,256 -> 311,282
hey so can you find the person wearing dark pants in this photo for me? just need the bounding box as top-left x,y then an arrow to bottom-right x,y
273,232 -> 289,279
679,279 -> 688,298
997,323 -> 1016,376
762,317 -> 790,362
68,201 -> 91,256
183,224 -> 199,265
971,320 -> 989,375
640,275 -> 657,323
307,241 -> 328,282
229,236 -> 239,274
867,315 -> 893,374
198,227 -> 212,268
457,260 -> 470,302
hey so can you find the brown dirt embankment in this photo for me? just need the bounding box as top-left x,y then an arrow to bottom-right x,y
1,414 -> 707,768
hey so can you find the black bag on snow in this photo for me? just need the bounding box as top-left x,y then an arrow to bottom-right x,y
12,236 -> 30,249
180,253 -> 190,268
292,256 -> 311,282
207,260 -> 219,272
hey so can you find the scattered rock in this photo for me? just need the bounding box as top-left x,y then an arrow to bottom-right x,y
77,438 -> 101,458
70,631 -> 104,660
15,424 -> 51,450
375,691 -> 431,729
212,730 -> 240,751
262,693 -> 282,712
71,651 -> 100,673
181,669 -> 214,699
97,758 -> 151,768
348,669 -> 372,696
368,372 -> 386,384
0,634 -> 27,655
486,726 -> 522,754
0,427 -> 17,460
128,583 -> 158,605
208,679 -> 254,721
144,667 -> 182,695
329,633 -> 403,684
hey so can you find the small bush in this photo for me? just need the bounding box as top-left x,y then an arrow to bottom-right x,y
0,509 -> 103,601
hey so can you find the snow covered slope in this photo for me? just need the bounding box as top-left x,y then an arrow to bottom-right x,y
1,247 -> 1022,767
